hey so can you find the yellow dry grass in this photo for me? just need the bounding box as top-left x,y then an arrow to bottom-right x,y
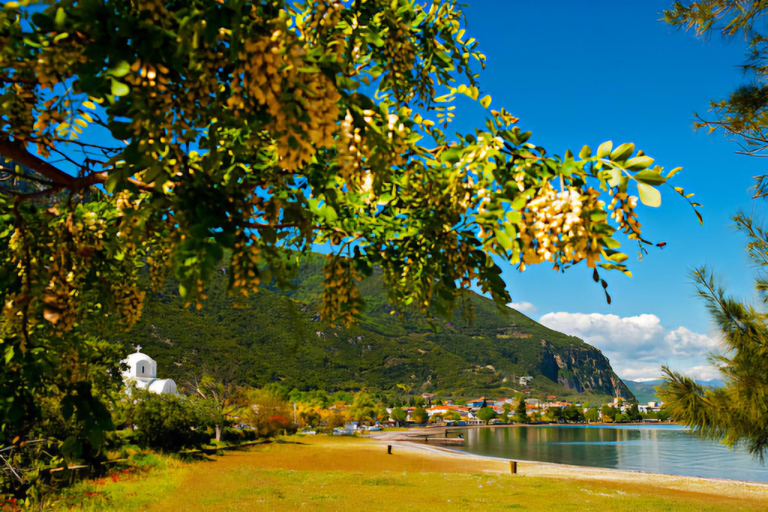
60,436 -> 768,511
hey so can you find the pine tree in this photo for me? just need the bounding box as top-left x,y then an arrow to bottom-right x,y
516,397 -> 530,423
660,215 -> 768,458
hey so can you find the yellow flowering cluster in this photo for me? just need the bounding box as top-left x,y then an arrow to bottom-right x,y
336,110 -> 365,183
32,40 -> 87,89
382,18 -> 417,102
305,1 -> 343,44
1,83 -> 35,139
129,0 -> 172,25
518,182 -> 606,270
126,60 -> 171,96
124,59 -> 186,159
235,32 -> 340,170
335,108 -> 410,195
230,232 -> 262,298
608,192 -> 642,237
322,255 -> 362,326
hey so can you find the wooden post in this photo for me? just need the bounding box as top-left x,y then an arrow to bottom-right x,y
509,461 -> 517,474
387,445 -> 392,455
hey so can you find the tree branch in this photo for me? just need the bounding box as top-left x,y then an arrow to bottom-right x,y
0,75 -> 38,85
0,139 -> 78,186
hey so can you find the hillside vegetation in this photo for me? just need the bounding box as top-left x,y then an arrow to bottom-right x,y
113,255 -> 632,400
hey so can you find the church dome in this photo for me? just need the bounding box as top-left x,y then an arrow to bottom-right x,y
121,345 -> 177,395
122,345 -> 157,380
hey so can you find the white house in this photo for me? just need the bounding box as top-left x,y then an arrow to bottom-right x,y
122,345 -> 177,394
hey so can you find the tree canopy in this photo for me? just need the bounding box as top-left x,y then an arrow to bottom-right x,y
0,0 -> 699,467
515,396 -> 529,423
476,405 -> 496,424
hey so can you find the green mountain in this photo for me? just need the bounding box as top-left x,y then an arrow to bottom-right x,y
626,378 -> 724,404
624,380 -> 663,404
115,256 -> 633,401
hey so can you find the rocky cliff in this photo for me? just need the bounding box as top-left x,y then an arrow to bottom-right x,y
539,340 -> 632,398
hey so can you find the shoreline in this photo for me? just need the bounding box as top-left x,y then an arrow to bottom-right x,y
369,430 -> 768,501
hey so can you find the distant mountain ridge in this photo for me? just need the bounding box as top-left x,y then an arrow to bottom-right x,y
625,378 -> 724,404
114,255 -> 633,400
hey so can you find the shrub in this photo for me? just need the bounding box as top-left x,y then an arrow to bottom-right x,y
125,391 -> 217,451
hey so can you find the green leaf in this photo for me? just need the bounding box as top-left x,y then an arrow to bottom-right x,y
607,167 -> 622,188
481,95 -> 492,108
637,182 -> 661,207
494,228 -> 512,251
633,169 -> 666,185
597,141 -> 613,159
322,206 -> 338,223
608,252 -> 628,263
440,147 -> 462,164
625,155 -> 655,170
505,210 -> 521,224
364,30 -> 385,48
109,61 -> 131,78
54,7 -> 66,28
610,142 -> 634,162
579,145 -> 591,159
665,166 -> 683,179
105,171 -> 120,193
111,79 -> 129,97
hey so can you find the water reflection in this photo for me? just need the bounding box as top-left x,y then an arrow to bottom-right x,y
455,425 -> 768,482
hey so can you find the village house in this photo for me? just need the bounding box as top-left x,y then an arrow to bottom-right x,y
543,401 -> 572,410
466,397 -> 489,409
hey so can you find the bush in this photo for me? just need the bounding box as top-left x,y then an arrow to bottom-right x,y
126,391 -> 218,451
244,389 -> 297,437
221,427 -> 258,443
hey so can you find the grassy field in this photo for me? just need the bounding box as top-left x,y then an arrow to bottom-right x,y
53,436 -> 768,511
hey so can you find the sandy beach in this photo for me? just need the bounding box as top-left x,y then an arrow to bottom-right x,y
371,428 -> 768,502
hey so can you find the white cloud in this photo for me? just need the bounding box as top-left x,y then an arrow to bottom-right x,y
683,365 -> 723,382
538,311 -> 722,382
664,327 -> 722,357
507,301 -> 537,314
615,366 -> 665,382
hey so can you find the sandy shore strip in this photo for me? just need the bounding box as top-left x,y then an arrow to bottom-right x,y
370,430 -> 768,501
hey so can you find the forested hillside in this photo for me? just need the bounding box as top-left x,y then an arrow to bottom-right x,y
112,256 -> 633,400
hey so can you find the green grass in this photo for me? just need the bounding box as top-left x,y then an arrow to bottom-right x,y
52,436 -> 768,512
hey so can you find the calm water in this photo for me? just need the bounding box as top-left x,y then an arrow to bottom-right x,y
454,424 -> 768,482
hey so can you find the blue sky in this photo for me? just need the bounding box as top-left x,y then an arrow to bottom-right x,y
453,1 -> 763,381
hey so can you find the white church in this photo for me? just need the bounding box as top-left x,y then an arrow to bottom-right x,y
122,345 -> 178,395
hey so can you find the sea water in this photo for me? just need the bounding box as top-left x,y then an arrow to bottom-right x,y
454,424 -> 768,482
